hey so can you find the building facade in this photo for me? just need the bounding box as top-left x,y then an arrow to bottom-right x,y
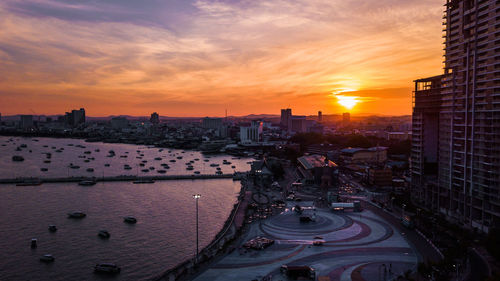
411,0 -> 500,232
280,108 -> 292,132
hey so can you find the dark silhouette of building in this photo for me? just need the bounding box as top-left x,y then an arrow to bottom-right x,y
65,108 -> 85,127
411,0 -> 500,232
150,112 -> 159,124
280,108 -> 292,133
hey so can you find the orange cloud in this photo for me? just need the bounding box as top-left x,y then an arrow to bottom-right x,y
0,0 -> 443,116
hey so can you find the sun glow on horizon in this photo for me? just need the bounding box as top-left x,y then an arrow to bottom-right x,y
336,94 -> 359,110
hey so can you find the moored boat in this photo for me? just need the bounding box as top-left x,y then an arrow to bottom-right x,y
98,230 -> 110,239
123,216 -> 137,224
40,254 -> 55,263
68,211 -> 86,218
94,263 -> 121,274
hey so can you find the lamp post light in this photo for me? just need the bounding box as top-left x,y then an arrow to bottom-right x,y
193,194 -> 201,263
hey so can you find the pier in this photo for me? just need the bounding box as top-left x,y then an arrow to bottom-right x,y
0,173 -> 239,185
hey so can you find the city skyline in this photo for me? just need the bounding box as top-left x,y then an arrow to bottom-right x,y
0,0 -> 443,116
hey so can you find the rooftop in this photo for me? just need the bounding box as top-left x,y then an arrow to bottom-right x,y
297,154 -> 337,170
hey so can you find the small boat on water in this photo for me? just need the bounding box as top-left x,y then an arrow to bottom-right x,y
12,155 -> 24,161
194,171 -> 200,174
176,156 -> 183,159
78,180 -> 96,186
133,179 -> 155,184
40,254 -> 55,263
31,238 -> 37,248
104,164 -> 110,167
186,166 -> 194,170
139,163 -> 145,167
68,211 -> 86,218
170,160 -> 176,163
44,160 -> 51,164
141,169 -> 150,173
48,225 -> 57,232
210,163 -> 219,167
94,263 -> 121,274
98,230 -> 110,239
40,168 -> 48,172
123,216 -> 137,224
216,171 -> 223,175
157,170 -> 166,174
154,157 -> 162,160
86,168 -> 94,172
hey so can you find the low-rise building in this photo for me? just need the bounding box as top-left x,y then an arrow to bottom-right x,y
297,154 -> 338,188
340,146 -> 387,164
368,167 -> 392,187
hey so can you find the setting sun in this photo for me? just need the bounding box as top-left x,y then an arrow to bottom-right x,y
336,95 -> 359,110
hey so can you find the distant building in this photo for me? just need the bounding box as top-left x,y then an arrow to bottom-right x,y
202,117 -> 223,130
340,147 -> 387,164
280,108 -> 292,132
110,117 -> 129,130
308,123 -> 324,134
342,112 -> 350,126
318,111 -> 322,122
240,120 -> 263,143
65,108 -> 85,127
20,115 -> 34,129
291,116 -> 307,133
150,112 -> 159,124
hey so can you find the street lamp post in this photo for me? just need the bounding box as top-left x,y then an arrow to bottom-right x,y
193,194 -> 201,263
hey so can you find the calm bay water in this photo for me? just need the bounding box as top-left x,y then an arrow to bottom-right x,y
0,137 -> 251,280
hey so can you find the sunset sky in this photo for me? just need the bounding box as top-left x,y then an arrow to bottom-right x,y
0,0 -> 443,117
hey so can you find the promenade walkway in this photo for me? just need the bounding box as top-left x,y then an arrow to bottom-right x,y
194,202 -> 419,281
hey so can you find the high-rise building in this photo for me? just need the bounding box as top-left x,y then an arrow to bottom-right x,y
65,108 -> 85,127
411,0 -> 500,232
150,112 -> 160,124
411,76 -> 442,205
342,112 -> 350,126
280,108 -> 292,132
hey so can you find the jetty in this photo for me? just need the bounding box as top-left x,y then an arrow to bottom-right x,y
0,173 -> 240,185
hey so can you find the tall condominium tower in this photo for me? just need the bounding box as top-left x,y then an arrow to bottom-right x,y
411,0 -> 500,232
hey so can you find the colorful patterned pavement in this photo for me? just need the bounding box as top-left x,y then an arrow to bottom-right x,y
194,202 -> 418,281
